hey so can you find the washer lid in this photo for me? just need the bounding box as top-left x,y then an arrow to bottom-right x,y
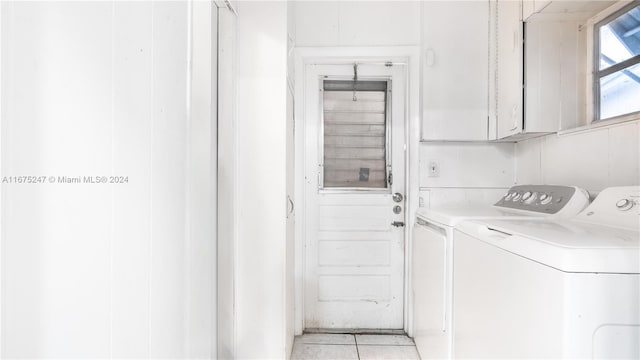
456,219 -> 640,274
416,206 -> 544,227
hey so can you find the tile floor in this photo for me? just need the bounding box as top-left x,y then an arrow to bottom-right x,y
291,333 -> 420,360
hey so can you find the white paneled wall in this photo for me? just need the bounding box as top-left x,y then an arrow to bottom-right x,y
294,1 -> 421,46
516,121 -> 640,194
235,1 -> 291,359
187,2 -> 217,356
286,0 -> 297,356
216,6 -> 237,360
419,143 -> 516,207
419,187 -> 511,209
1,2 -> 215,358
112,2 -> 154,357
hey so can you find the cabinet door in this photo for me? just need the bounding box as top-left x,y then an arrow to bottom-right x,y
525,20 -> 580,132
494,0 -> 523,139
422,1 -> 489,141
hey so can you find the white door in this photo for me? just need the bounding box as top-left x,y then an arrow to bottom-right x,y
304,63 -> 406,329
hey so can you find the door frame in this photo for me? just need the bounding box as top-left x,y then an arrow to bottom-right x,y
293,46 -> 420,336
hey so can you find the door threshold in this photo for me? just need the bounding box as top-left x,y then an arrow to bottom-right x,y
304,328 -> 405,335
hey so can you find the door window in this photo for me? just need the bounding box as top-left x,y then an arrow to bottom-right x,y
321,80 -> 390,189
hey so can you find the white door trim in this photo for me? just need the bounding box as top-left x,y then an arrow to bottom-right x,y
294,46 -> 420,336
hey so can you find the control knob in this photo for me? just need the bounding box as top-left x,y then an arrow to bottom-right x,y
616,199 -> 634,211
523,191 -> 538,204
539,193 -> 552,205
512,193 -> 522,202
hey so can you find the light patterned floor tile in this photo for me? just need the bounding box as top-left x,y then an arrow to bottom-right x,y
357,345 -> 421,360
291,343 -> 359,360
356,334 -> 415,346
296,333 -> 356,345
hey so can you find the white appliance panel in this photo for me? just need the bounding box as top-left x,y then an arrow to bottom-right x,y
451,186 -> 640,358
452,230 -> 564,358
453,229 -> 640,359
412,184 -> 590,359
412,219 -> 451,359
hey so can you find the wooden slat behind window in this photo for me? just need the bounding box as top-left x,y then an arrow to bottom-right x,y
323,89 -> 387,188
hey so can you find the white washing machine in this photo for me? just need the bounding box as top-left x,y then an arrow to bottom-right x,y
412,185 -> 591,359
453,186 -> 640,359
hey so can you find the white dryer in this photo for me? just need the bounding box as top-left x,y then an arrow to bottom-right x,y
453,186 -> 640,358
412,185 -> 590,359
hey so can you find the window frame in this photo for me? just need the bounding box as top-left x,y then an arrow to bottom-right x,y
593,0 -> 640,122
318,76 -> 393,193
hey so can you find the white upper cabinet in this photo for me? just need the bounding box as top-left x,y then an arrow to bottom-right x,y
422,0 -> 617,142
490,0 -> 585,141
490,0 -> 525,140
525,19 -> 583,132
422,1 -> 490,141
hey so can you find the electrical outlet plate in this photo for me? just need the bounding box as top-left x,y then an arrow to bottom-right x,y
428,161 -> 439,177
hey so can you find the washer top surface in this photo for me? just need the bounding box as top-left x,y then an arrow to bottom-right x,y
456,187 -> 640,274
457,218 -> 639,274
416,206 -> 545,227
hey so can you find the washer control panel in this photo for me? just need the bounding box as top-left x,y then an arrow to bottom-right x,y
616,198 -> 635,212
494,185 -> 589,215
575,186 -> 639,229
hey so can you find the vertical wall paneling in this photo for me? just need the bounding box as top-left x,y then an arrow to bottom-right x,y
216,6 -> 237,360
1,3 -> 113,356
187,1 -> 216,357
286,0 -> 297,355
149,3 -> 188,356
1,2 -> 216,358
236,2 -> 289,358
112,2 -> 153,357
0,2 -> 4,356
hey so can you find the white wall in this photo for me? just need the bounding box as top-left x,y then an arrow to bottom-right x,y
0,2 -> 215,358
419,143 -> 516,207
286,0 -> 297,357
188,2 -> 217,356
217,5 -> 237,360
294,1 -> 421,47
516,121 -> 640,194
234,1 -> 291,358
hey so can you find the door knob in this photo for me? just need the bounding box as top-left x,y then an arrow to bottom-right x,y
392,193 -> 403,203
391,221 -> 405,227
